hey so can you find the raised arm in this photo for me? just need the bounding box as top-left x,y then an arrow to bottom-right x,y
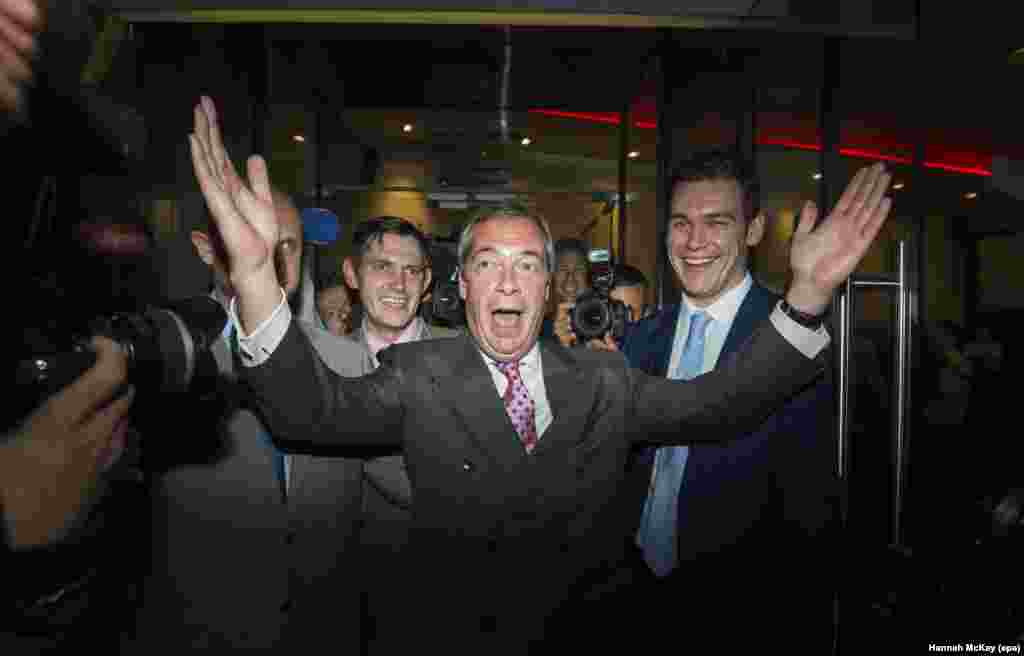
244,318 -> 406,453
188,96 -> 282,332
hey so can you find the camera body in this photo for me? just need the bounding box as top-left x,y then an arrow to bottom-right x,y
569,249 -> 630,343
423,233 -> 465,328
11,297 -> 226,430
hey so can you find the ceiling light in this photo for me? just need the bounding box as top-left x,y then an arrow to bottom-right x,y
892,182 -> 905,190
293,135 -> 305,143
812,172 -> 822,180
628,151 -> 640,159
965,191 -> 978,199
403,124 -> 413,133
521,137 -> 532,146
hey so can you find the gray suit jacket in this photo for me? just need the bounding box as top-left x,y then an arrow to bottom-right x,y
245,319 -> 827,653
125,318 -> 371,652
354,320 -> 459,510
352,320 -> 458,654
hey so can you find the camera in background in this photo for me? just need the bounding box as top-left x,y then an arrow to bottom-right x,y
569,249 -> 631,343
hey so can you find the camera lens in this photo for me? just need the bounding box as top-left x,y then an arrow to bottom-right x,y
570,292 -> 611,342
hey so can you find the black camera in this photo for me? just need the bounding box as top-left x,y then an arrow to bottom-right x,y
12,296 -> 227,429
423,232 -> 465,328
569,250 -> 630,343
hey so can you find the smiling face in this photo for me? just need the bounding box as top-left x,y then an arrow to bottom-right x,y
459,215 -> 551,362
667,177 -> 764,308
344,232 -> 431,341
554,250 -> 589,304
317,285 -> 353,336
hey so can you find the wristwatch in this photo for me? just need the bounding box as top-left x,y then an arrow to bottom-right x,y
779,299 -> 826,330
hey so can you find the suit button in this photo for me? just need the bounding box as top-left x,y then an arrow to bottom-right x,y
280,599 -> 292,613
462,460 -> 474,472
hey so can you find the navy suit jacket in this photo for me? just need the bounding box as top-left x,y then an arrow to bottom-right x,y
621,282 -> 838,645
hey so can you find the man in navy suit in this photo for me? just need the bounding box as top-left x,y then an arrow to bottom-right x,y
620,151 -> 839,648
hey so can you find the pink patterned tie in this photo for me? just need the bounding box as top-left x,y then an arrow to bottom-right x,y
495,359 -> 538,453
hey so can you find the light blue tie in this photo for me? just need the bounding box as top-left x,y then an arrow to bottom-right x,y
637,310 -> 710,577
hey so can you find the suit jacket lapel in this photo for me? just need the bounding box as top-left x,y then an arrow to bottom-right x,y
653,305 -> 683,378
530,339 -> 592,456
446,334 -> 528,468
720,283 -> 777,360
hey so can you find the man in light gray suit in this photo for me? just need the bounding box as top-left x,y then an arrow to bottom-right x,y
124,189 -> 370,652
341,215 -> 457,653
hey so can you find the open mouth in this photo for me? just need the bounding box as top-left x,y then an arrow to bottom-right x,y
492,308 -> 524,329
684,257 -> 717,267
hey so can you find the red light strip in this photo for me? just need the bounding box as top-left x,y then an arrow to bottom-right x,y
528,109 -> 993,177
758,137 -> 993,177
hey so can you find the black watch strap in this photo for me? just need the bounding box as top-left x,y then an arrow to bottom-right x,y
779,299 -> 825,330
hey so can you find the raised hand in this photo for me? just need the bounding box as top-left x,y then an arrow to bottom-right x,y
786,162 -> 892,315
188,96 -> 282,330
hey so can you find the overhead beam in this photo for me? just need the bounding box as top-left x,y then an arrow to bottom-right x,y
110,8 -> 915,39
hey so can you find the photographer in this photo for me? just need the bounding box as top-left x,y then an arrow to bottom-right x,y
2,338 -> 133,653
552,262 -> 640,350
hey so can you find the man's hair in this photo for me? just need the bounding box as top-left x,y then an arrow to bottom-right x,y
612,264 -> 648,289
553,238 -> 591,268
351,216 -> 431,264
456,202 -> 556,274
195,186 -> 298,238
670,149 -> 760,220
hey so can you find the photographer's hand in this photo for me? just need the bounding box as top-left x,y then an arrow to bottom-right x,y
553,301 -> 576,347
588,334 -> 619,352
189,96 -> 282,333
1,337 -> 134,549
0,0 -> 43,114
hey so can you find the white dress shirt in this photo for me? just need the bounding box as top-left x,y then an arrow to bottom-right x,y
479,342 -> 554,439
667,272 -> 753,378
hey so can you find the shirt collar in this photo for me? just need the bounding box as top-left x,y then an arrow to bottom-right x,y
364,316 -> 426,358
480,340 -> 541,373
681,272 -> 752,326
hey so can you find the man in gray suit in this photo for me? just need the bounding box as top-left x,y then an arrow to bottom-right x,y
124,187 -> 370,651
341,215 -> 457,653
189,95 -> 892,652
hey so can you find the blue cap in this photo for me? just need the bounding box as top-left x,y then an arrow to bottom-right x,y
302,207 -> 341,245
